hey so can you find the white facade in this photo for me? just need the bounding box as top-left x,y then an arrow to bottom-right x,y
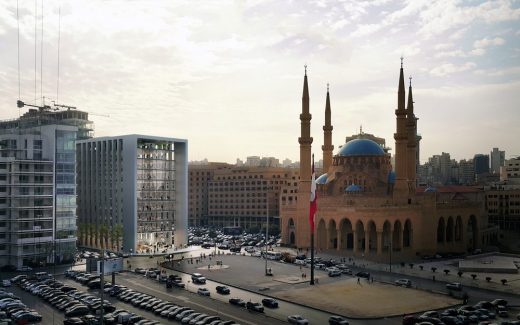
500,157 -> 520,185
0,108 -> 91,268
76,135 -> 187,254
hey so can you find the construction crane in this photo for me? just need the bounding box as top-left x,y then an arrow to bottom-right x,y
17,99 -> 109,118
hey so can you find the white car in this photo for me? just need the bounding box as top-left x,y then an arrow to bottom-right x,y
394,279 -> 412,287
16,266 -> 33,272
1,280 -> 11,287
287,315 -> 309,325
325,266 -> 339,273
197,288 -> 210,296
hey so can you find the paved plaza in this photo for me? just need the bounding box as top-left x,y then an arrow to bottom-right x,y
166,253 -> 460,318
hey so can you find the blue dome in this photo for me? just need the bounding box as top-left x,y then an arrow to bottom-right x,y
345,184 -> 362,192
316,174 -> 328,185
337,138 -> 385,157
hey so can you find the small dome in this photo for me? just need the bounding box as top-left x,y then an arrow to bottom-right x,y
337,138 -> 385,157
424,186 -> 437,193
316,174 -> 328,185
345,184 -> 362,192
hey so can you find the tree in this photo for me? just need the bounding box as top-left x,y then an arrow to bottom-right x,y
471,274 -> 477,280
444,269 -> 450,275
486,277 -> 491,282
501,279 -> 507,285
112,224 -> 123,251
457,271 -> 463,277
431,267 -> 437,273
409,263 -> 414,269
99,225 -> 109,249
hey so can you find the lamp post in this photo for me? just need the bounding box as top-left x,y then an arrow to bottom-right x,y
265,186 -> 269,276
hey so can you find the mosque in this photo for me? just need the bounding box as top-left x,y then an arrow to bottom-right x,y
280,61 -> 495,261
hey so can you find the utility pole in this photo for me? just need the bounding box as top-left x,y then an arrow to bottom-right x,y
265,185 -> 269,276
100,249 -> 105,325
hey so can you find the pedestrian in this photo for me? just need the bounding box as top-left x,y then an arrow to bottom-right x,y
357,277 -> 360,284
433,275 -> 436,282
315,278 -> 319,284
299,265 -> 302,271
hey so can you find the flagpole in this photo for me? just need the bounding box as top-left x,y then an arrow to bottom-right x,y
310,154 -> 315,285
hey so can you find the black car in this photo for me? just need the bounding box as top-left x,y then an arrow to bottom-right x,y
261,298 -> 279,308
246,301 -> 264,313
355,271 -> 370,278
329,315 -> 349,325
13,312 -> 42,323
229,298 -> 246,307
216,286 -> 230,295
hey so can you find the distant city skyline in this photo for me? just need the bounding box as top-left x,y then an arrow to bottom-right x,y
0,1 -> 518,164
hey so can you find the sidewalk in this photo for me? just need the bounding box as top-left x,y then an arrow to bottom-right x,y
277,247 -> 520,296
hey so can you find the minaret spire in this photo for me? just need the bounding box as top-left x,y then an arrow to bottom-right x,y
398,56 -> 406,111
394,58 -> 409,202
407,76 -> 414,118
322,83 -> 334,173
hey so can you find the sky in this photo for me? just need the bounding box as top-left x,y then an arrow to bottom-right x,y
0,0 -> 519,164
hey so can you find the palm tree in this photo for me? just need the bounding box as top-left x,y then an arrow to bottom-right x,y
113,224 -> 124,251
99,225 -> 108,249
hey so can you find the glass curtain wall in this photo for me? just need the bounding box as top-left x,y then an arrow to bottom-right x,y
136,140 -> 175,253
54,130 -> 77,263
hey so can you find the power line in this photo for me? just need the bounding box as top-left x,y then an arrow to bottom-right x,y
17,0 -> 21,116
57,7 -> 61,105
34,0 -> 37,103
40,0 -> 43,106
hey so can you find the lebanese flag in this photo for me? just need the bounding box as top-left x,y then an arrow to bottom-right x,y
309,158 -> 317,233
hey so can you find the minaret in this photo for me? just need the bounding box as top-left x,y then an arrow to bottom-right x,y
322,84 -> 334,173
406,76 -> 417,194
297,65 -> 313,247
393,57 -> 409,200
299,66 -> 313,182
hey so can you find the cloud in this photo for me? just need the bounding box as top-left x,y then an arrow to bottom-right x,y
430,62 -> 477,76
473,37 -> 506,48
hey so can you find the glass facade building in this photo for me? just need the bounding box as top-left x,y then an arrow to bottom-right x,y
0,107 -> 92,268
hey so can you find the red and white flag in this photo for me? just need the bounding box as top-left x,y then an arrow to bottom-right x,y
309,158 -> 317,233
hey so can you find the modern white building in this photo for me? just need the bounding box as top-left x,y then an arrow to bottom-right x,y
500,156 -> 520,185
0,105 -> 93,268
76,135 -> 187,254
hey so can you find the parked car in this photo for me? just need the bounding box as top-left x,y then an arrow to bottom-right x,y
328,269 -> 342,277
197,288 -> 210,296
216,286 -> 230,295
229,298 -> 246,307
16,266 -> 33,272
261,298 -> 278,308
246,301 -> 264,313
1,280 -> 11,287
394,279 -> 412,287
287,315 -> 309,324
329,315 -> 349,325
446,282 -> 462,291
355,271 -> 370,278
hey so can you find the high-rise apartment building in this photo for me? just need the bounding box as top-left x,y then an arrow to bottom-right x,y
188,162 -> 231,227
474,154 -> 490,176
490,148 -> 505,174
76,135 -> 187,254
187,165 -> 299,230
0,106 -> 92,268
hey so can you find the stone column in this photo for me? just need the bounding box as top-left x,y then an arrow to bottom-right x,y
377,231 -> 383,255
353,231 -> 358,253
399,228 -> 404,251
364,231 -> 370,255
337,229 -> 342,251
326,226 -> 331,250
